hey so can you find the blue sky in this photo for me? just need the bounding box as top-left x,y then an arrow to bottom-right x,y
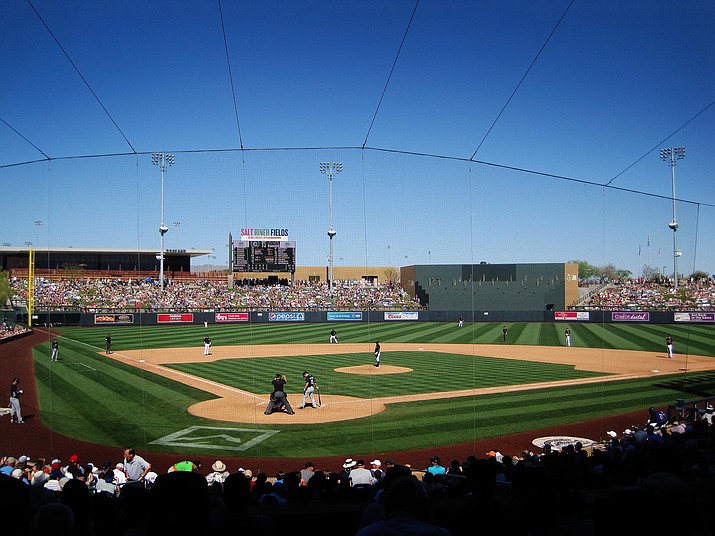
1,0 -> 714,277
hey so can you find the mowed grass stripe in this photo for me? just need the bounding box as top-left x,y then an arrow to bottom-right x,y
56,322 -> 715,355
571,323 -> 611,348
33,345 -> 216,438
381,321 -> 446,342
638,323 -> 714,356
607,324 -> 664,352
168,351 -> 606,398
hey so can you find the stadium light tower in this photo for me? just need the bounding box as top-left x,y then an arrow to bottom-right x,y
173,221 -> 181,248
659,146 -> 685,291
152,152 -> 175,291
320,162 -> 342,294
34,220 -> 42,247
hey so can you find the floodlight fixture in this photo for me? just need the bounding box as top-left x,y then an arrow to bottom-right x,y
151,152 -> 176,291
34,220 -> 42,248
660,146 -> 685,290
320,162 -> 342,294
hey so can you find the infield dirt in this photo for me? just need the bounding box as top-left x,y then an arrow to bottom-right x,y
111,343 -> 714,424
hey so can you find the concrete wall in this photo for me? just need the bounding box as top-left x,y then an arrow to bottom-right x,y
27,309 -> 682,327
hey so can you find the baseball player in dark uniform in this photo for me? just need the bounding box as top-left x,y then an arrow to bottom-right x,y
10,377 -> 24,423
51,338 -> 59,361
300,371 -> 318,408
665,335 -> 674,359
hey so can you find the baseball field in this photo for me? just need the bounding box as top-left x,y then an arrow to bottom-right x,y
22,320 -> 715,463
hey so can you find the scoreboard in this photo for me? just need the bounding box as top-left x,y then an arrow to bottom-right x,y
232,240 -> 296,273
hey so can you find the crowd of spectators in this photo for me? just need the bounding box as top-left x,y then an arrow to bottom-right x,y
2,410 -> 713,535
8,274 -> 715,314
581,278 -> 715,310
1,319 -> 28,341
8,277 -> 422,312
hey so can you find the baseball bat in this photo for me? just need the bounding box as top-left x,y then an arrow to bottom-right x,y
318,387 -> 322,407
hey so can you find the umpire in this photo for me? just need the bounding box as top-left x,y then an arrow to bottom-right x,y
264,374 -> 295,415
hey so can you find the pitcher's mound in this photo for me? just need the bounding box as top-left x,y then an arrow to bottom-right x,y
336,364 -> 412,375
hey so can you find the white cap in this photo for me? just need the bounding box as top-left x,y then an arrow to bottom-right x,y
370,459 -> 381,467
607,430 -> 617,438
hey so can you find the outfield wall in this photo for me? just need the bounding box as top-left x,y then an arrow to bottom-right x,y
24,309 -> 714,327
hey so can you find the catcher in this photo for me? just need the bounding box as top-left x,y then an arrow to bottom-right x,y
264,374 -> 295,415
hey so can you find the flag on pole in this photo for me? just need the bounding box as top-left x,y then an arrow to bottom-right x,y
638,244 -> 641,255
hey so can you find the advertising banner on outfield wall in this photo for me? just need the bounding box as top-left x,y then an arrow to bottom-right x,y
327,312 -> 363,321
611,311 -> 650,322
215,312 -> 249,323
269,312 -> 305,322
94,314 -> 134,324
554,311 -> 590,321
384,312 -> 419,321
157,313 -> 194,323
674,312 -> 715,323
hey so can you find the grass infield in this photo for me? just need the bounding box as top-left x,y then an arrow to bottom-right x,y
33,321 -> 715,458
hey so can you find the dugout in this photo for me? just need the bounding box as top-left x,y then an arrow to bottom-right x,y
401,263 -> 579,311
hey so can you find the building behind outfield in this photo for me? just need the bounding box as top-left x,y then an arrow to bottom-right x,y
1,246 -> 578,313
401,263 -> 579,311
0,246 -> 211,274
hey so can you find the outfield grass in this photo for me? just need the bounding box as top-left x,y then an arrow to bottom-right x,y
58,321 -> 715,356
33,321 -> 715,458
167,351 -> 607,398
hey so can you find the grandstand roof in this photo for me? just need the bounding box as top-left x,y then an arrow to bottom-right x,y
0,246 -> 212,258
